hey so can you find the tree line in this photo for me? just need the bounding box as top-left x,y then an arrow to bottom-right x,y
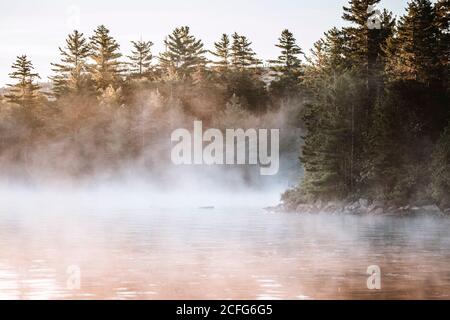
2,25 -> 302,103
0,21 -> 303,180
283,0 -> 450,208
0,0 -> 449,208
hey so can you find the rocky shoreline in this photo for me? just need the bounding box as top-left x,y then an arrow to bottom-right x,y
267,199 -> 450,217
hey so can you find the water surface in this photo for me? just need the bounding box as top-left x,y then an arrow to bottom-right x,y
1,206 -> 449,299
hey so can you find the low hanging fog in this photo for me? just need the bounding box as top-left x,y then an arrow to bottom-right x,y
0,86 -> 304,210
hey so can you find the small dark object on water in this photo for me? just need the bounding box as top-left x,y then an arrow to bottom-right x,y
199,206 -> 215,210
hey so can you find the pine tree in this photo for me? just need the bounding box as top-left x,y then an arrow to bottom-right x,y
89,25 -> 123,91
128,40 -> 153,78
304,28 -> 350,89
430,121 -> 450,206
434,0 -> 450,88
269,29 -> 303,77
385,0 -> 440,85
211,34 -> 231,70
295,24 -> 372,200
5,55 -> 41,107
231,32 -> 261,70
299,70 -> 367,200
343,1 -> 395,116
342,0 -> 381,65
361,90 -> 402,199
159,26 -> 207,80
50,30 -> 91,98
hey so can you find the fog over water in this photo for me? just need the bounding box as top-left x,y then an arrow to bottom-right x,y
0,173 -> 449,300
0,87 -> 448,300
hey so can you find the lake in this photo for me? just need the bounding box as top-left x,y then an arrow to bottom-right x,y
0,198 -> 449,300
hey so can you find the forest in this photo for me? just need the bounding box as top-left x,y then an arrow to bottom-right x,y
0,0 -> 449,208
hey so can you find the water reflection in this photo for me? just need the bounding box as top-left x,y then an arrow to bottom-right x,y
0,207 -> 449,299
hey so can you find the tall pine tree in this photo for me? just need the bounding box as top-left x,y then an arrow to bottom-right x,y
385,0 -> 440,85
304,28 -> 350,89
434,0 -> 450,88
50,30 -> 91,98
343,0 -> 395,116
231,32 -> 261,70
89,25 -> 123,91
5,55 -> 41,108
128,40 -> 153,78
269,29 -> 303,77
211,34 -> 231,70
159,26 -> 207,80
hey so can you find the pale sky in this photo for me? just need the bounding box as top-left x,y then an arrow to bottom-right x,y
0,0 -> 409,86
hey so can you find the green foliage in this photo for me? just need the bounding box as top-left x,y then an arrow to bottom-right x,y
159,26 -> 207,80
268,29 -> 304,97
431,122 -> 450,206
5,55 -> 41,107
342,0 -> 381,65
434,0 -> 450,88
299,70 -> 367,200
231,32 -> 261,70
128,40 -> 154,79
224,70 -> 269,113
211,34 -> 231,70
50,30 -> 91,98
269,29 -> 303,76
89,25 -> 123,91
284,0 -> 450,207
1,9 -> 449,207
385,0 -> 441,84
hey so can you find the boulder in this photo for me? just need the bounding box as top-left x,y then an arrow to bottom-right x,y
386,206 -> 396,213
372,208 -> 384,215
359,198 -> 370,208
322,202 -> 335,213
419,204 -> 443,216
296,204 -> 314,214
323,201 -> 344,214
349,201 -> 361,211
396,205 -> 413,216
368,200 -> 385,213
314,200 -> 324,210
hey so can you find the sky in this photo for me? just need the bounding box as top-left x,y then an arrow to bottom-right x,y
0,0 -> 410,87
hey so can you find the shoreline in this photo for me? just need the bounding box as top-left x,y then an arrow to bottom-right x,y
267,199 -> 450,217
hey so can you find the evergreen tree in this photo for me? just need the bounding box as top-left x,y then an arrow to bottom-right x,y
300,25 -> 376,199
224,71 -> 268,112
89,25 -> 123,91
434,0 -> 450,88
304,28 -> 350,89
361,90 -> 403,200
231,32 -> 261,70
5,55 -> 41,107
211,34 -> 231,70
159,26 -> 207,80
128,40 -> 153,78
430,121 -> 450,206
50,30 -> 91,98
385,0 -> 440,84
342,0 -> 381,65
299,70 -> 367,200
269,29 -> 303,77
342,0 -> 395,116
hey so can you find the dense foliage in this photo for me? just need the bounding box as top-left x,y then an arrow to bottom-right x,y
283,0 -> 450,208
0,0 -> 449,207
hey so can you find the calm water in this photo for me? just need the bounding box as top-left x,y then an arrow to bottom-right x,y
0,205 -> 450,300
